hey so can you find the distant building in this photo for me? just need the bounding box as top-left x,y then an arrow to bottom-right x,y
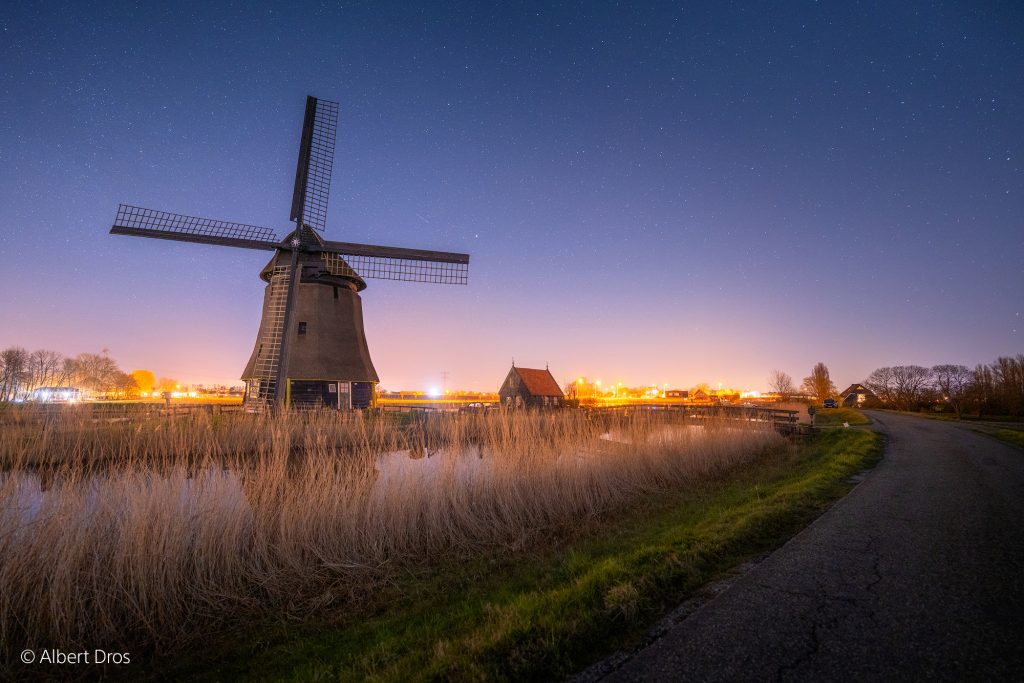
29,387 -> 82,403
499,365 -> 564,409
840,383 -> 878,407
665,389 -> 688,399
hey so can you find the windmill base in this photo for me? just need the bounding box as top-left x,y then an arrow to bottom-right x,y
244,379 -> 375,411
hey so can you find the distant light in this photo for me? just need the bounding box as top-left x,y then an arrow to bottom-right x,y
427,387 -> 441,398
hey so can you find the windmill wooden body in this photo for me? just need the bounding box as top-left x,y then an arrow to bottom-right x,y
110,96 -> 469,410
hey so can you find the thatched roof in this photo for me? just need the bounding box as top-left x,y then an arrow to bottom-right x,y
840,383 -> 875,398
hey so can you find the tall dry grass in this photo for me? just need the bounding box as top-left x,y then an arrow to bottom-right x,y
0,408 -> 782,661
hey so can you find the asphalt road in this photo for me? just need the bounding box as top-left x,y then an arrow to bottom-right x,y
601,412 -> 1024,682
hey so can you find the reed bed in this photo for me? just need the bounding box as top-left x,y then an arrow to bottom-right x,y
0,408 -> 782,662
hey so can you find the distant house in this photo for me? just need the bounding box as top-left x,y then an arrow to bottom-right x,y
499,365 -> 564,409
665,389 -> 688,399
840,383 -> 878,407
691,389 -> 710,402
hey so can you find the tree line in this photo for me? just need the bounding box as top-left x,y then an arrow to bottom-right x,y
770,356 -> 1024,418
864,356 -> 1024,418
767,363 -> 836,402
0,347 -> 174,401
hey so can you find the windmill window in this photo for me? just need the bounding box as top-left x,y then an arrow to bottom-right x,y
298,322 -> 307,336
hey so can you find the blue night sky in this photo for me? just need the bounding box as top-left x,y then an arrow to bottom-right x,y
1,1 -> 1021,391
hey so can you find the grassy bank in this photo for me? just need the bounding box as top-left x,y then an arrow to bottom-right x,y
814,407 -> 872,426
164,428 -> 883,682
993,429 -> 1024,449
879,409 -> 1023,424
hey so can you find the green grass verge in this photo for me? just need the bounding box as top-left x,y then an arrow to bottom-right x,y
880,409 -> 1022,424
814,407 -> 871,426
161,429 -> 883,682
993,429 -> 1024,449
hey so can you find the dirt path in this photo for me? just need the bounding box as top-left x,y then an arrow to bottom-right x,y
597,412 -> 1024,681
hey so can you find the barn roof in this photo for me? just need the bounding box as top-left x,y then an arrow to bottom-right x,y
512,367 -> 563,397
840,383 -> 874,396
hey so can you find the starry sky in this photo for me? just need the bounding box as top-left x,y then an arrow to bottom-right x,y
1,1 -> 1021,392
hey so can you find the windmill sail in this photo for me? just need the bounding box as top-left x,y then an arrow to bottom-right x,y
111,205 -> 279,250
320,240 -> 470,285
289,96 -> 338,234
332,253 -> 468,285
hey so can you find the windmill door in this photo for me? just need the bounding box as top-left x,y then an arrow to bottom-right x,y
335,382 -> 351,410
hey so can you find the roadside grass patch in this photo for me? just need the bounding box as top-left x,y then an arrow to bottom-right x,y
165,428 -> 883,682
814,407 -> 871,426
994,429 -> 1024,449
882,409 -> 1022,424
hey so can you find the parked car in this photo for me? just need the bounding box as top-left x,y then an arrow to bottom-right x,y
823,398 -> 838,409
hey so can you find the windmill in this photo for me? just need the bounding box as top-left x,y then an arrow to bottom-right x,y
110,96 -> 470,410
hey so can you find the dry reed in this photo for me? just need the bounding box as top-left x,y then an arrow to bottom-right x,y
0,408 -> 782,662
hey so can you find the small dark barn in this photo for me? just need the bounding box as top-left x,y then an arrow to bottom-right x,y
499,365 -> 564,409
840,383 -> 878,407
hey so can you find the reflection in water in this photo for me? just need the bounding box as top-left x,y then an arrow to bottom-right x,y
2,424 -> 734,533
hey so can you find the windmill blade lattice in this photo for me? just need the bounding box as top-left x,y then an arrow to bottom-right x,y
111,205 -> 279,249
320,239 -> 470,285
290,97 -> 339,234
327,252 -> 468,284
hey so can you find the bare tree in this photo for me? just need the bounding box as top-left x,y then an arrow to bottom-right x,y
768,370 -> 795,401
55,357 -> 78,388
865,366 -> 896,405
801,362 -> 837,402
73,351 -> 122,395
972,364 -> 995,416
0,347 -> 30,401
990,355 -> 1024,416
26,350 -> 63,390
932,364 -> 973,420
890,365 -> 933,410
111,372 -> 139,399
